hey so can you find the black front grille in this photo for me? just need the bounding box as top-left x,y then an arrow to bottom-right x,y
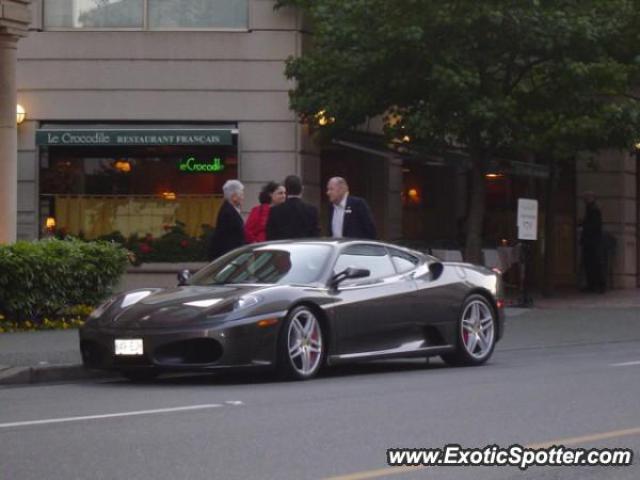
154,338 -> 223,366
113,354 -> 153,367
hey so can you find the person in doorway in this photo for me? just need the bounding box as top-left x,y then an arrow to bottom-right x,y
208,179 -> 245,260
266,175 -> 320,240
326,176 -> 376,239
244,181 -> 286,243
579,191 -> 605,293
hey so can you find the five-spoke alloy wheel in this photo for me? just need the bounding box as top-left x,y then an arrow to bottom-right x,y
442,294 -> 497,366
278,306 -> 324,380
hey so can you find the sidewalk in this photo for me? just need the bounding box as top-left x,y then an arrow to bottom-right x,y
531,288 -> 640,309
0,329 -> 110,385
0,288 -> 638,385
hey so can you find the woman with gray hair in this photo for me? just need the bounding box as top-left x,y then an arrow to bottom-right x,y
209,179 -> 245,260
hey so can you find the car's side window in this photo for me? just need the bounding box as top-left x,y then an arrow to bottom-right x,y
388,248 -> 420,273
333,244 -> 395,285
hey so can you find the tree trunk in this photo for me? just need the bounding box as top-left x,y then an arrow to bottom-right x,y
542,160 -> 557,297
464,155 -> 487,264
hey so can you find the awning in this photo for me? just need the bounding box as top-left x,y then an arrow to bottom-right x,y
36,127 -> 237,147
333,133 -> 549,178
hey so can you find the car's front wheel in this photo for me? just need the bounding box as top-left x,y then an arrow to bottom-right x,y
441,294 -> 497,366
278,306 -> 325,380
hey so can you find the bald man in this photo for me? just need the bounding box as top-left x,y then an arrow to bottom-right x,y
326,177 -> 376,240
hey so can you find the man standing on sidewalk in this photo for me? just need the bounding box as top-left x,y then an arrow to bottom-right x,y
266,175 -> 320,240
580,191 -> 605,293
326,177 -> 376,240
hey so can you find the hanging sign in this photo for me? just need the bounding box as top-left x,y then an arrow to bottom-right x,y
36,128 -> 233,146
517,198 -> 538,241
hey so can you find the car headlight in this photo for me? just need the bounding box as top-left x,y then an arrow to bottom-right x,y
121,290 -> 154,308
234,294 -> 262,311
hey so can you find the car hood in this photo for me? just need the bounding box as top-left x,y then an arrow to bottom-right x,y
95,285 -> 264,329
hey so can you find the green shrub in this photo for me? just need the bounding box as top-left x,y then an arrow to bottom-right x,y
0,238 -> 129,322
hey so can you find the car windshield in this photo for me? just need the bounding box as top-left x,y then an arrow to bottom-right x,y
190,244 -> 332,286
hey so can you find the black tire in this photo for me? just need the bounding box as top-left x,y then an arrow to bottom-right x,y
121,369 -> 159,382
277,305 -> 325,380
441,294 -> 497,367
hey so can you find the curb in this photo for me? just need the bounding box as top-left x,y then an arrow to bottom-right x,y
0,363 -> 117,386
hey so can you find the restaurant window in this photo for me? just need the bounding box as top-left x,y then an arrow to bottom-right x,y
39,143 -> 238,241
148,0 -> 248,29
43,0 -> 248,30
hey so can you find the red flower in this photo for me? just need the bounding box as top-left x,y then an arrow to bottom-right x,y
139,243 -> 152,254
145,233 -> 154,242
180,239 -> 189,249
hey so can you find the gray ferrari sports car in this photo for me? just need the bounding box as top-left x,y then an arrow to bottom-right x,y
80,239 -> 505,381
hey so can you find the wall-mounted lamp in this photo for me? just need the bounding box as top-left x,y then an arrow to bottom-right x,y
45,216 -> 56,232
16,104 -> 26,125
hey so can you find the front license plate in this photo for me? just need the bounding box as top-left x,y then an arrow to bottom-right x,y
115,339 -> 144,356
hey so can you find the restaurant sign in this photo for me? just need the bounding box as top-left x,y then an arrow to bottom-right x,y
36,129 -> 233,146
179,156 -> 225,173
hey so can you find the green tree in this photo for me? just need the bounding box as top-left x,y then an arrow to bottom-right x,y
277,0 -> 640,262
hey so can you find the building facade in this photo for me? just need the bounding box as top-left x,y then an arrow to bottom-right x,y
15,0 -> 325,245
8,0 -> 640,288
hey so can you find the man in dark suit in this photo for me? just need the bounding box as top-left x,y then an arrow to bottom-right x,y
209,180 -> 245,260
266,175 -> 320,240
327,177 -> 376,239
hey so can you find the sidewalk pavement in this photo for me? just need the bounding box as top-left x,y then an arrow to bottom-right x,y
0,329 -> 113,385
1,289 -> 638,385
530,287 -> 640,309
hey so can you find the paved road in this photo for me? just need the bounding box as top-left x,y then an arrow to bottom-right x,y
1,307 -> 639,480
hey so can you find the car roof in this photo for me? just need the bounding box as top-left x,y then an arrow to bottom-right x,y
251,238 -> 425,257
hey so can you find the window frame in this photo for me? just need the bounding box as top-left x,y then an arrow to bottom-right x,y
42,0 -> 250,32
387,247 -> 421,274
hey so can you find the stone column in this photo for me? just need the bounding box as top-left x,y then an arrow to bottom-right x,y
0,0 -> 31,244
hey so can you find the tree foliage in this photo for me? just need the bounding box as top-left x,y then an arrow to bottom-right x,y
277,0 -> 640,260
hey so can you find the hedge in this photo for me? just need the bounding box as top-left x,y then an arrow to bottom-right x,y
0,238 -> 129,322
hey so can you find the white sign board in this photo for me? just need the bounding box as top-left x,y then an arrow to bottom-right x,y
517,198 -> 538,241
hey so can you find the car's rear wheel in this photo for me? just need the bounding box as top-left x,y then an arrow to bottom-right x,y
278,306 -> 325,380
121,369 -> 159,382
441,294 -> 496,366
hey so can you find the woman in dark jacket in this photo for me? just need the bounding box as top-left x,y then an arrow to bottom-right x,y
244,181 -> 286,243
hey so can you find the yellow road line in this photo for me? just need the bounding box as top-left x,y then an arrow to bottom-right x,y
324,425 -> 640,480
526,426 -> 640,449
324,466 -> 422,480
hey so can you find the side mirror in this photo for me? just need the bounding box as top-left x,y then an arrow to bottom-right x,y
177,269 -> 191,286
429,261 -> 444,281
330,267 -> 370,290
